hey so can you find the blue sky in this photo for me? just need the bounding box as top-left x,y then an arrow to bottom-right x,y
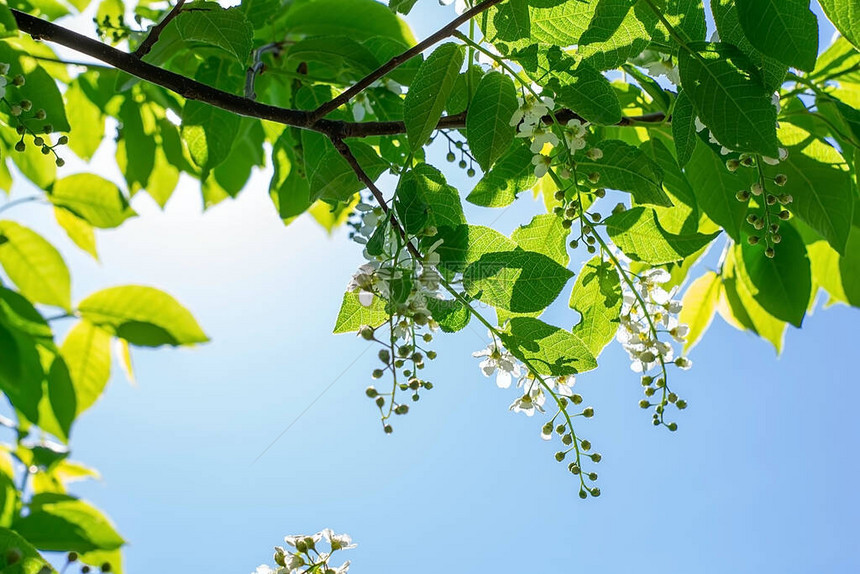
5,1 -> 860,573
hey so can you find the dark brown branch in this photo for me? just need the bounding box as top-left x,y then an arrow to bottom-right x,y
309,0 -> 505,122
11,9 -> 665,140
133,0 -> 186,58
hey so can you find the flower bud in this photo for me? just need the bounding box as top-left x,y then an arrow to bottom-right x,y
778,210 -> 791,220
14,140 -> 25,152
365,387 -> 378,398
371,369 -> 383,379
772,233 -> 781,244
639,399 -> 650,408
750,182 -> 763,196
726,159 -> 740,172
765,247 -> 775,258
568,463 -> 581,475
571,394 -> 583,405
594,188 -> 606,198
375,396 -> 385,408
588,472 -> 598,481
580,439 -> 591,451
19,99 -> 32,111
774,174 -> 787,186
587,172 -> 600,184
676,399 -> 687,409
736,190 -> 750,202
34,109 -> 46,120
766,194 -> 777,205
590,487 -> 601,497
587,147 -> 603,160
554,451 -> 565,461
57,135 -> 69,145
590,453 -> 602,463
12,74 -> 24,86
667,422 -> 678,431
747,235 -> 760,245
778,193 -> 792,204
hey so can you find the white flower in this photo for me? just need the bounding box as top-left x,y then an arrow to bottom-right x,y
509,386 -> 546,416
253,565 -> 276,574
531,154 -> 551,178
331,561 -> 351,574
351,92 -> 373,121
510,95 -> 554,128
473,337 -> 521,388
322,529 -> 357,551
644,58 -> 680,85
675,356 -> 693,370
553,374 -> 575,397
563,119 -> 589,151
439,0 -> 469,14
762,148 -> 788,165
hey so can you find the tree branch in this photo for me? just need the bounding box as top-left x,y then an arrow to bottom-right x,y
133,0 -> 186,58
309,0 -> 505,122
10,9 -> 665,140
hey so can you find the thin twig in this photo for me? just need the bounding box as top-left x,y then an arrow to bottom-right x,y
133,0 -> 186,58
309,0 -> 505,121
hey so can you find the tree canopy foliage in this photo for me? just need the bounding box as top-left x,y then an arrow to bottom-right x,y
0,0 -> 857,571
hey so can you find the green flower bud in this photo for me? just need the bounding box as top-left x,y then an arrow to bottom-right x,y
588,472 -> 598,481
766,194 -> 777,206
458,159 -> 467,169
554,451 -> 566,462
747,235 -> 760,245
562,219 -> 573,229
569,463 -> 581,475
765,247 -> 775,258
594,188 -> 606,198
667,422 -> 678,431
466,168 -> 475,178
34,109 -> 46,120
57,135 -> 69,145
571,394 -> 583,405
360,326 -> 374,340
12,74 -> 24,86
778,210 -> 791,220
668,392 -> 678,403
365,387 -> 378,398
639,399 -> 650,408
19,99 -> 32,111
446,152 -> 455,162
590,453 -> 602,463
9,105 -> 21,116
676,399 -> 687,409
772,233 -> 782,244
554,190 -> 566,201
586,244 -> 596,254
579,489 -> 588,499
371,369 -> 384,379
590,487 -> 600,497
384,424 -> 393,434
726,159 -> 740,172
561,433 -> 572,445
14,140 -> 25,152
580,439 -> 591,451
736,190 -> 750,202
587,172 -> 600,184
774,174 -> 788,186
375,396 -> 385,407
750,182 -> 763,196
569,239 -> 579,249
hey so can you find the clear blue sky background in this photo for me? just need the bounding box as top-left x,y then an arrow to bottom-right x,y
5,1 -> 860,573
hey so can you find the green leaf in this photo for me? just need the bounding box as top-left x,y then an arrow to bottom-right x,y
60,321 -> 111,416
285,36 -> 380,80
0,221 -> 71,310
710,0 -> 787,93
464,250 -> 573,313
0,5 -> 17,38
0,527 -> 56,574
0,47 -> 70,132
605,206 -> 720,265
684,143 -> 755,241
333,292 -> 389,334
467,139 -> 537,207
575,140 -> 671,207
0,319 -> 44,424
569,256 -> 622,357
800,222 -> 860,307
13,494 -> 124,553
389,0 -> 418,15
679,271 -> 721,353
394,163 -> 465,234
659,0 -> 707,43
181,67 -> 242,175
672,90 -> 697,167
65,79 -> 105,161
43,353 -> 76,442
1,127 -> 55,190
172,2 -> 253,63
78,286 -> 209,347
737,224 -> 811,328
777,145 -> 855,255
309,141 -> 388,203
49,174 -> 135,229
719,249 -> 787,353
286,0 -> 416,45
735,0 -> 818,72
819,0 -> 860,51
54,208 -> 98,260
117,98 -> 155,190
481,0 -> 592,48
404,43 -> 464,149
431,224 -> 517,275
500,317 -> 597,376
466,72 -> 518,171
550,61 -> 623,126
578,0 -> 652,71
511,213 -> 569,266
426,298 -> 471,333
678,42 -> 779,156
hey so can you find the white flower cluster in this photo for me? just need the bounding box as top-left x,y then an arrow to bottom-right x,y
616,268 -> 692,373
472,332 -> 575,417
347,203 -> 443,323
510,93 -> 592,178
254,530 -> 355,574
